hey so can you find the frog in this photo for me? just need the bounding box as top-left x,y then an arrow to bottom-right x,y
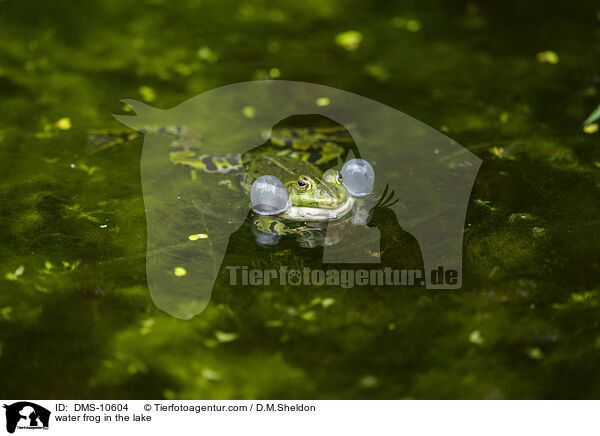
172,125 -> 365,246
89,124 -> 378,247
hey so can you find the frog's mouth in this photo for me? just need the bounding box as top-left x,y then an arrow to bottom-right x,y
279,197 -> 354,221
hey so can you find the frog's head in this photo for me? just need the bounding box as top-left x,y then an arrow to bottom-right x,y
290,169 -> 348,209
281,169 -> 353,221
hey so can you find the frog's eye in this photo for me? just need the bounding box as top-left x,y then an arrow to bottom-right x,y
296,176 -> 313,192
334,171 -> 343,185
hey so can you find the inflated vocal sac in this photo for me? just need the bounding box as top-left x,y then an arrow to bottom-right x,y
341,158 -> 375,197
250,175 -> 291,215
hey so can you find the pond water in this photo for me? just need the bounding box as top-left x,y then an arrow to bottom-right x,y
0,0 -> 599,399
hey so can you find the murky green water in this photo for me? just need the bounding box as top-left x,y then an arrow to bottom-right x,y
1,0 -> 599,399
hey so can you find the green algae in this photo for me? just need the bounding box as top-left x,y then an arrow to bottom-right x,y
0,0 -> 599,400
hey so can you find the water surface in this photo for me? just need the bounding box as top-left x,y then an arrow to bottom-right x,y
0,0 -> 599,399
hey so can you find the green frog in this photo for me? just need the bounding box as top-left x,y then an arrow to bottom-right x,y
173,125 -> 366,245
90,124 -> 374,247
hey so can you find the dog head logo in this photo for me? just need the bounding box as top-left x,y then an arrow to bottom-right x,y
114,80 -> 481,319
3,402 -> 50,433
